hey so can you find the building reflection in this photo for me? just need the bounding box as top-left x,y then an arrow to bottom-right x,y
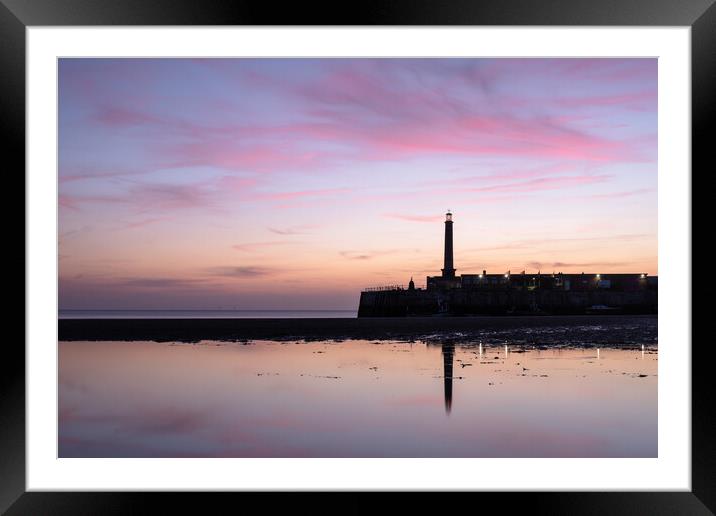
442,343 -> 454,414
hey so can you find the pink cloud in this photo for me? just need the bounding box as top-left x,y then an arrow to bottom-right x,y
255,187 -> 351,202
466,233 -> 650,253
58,193 -> 130,210
555,91 -> 657,109
339,249 -> 408,261
112,217 -> 167,231
232,241 -> 298,252
268,225 -> 317,235
383,213 -> 444,223
81,61 -> 652,180
59,194 -> 80,211
420,162 -> 584,188
128,182 -> 217,212
467,175 -> 610,194
581,188 -> 655,200
96,106 -> 166,127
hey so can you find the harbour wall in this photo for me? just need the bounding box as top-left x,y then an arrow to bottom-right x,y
357,289 -> 657,317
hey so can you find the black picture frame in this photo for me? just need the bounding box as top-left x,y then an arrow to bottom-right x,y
4,0 -> 713,513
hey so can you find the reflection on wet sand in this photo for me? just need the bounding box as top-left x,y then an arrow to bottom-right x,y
442,343 -> 454,414
59,339 -> 657,458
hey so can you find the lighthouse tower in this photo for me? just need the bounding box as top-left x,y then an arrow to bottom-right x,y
441,211 -> 456,278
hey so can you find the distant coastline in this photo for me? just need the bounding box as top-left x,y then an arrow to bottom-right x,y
59,309 -> 357,320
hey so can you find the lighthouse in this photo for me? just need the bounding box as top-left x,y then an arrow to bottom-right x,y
441,211 -> 456,278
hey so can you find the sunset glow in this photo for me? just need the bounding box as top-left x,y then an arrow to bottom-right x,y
59,58 -> 657,310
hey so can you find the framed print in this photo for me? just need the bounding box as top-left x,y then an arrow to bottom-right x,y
5,0 -> 714,513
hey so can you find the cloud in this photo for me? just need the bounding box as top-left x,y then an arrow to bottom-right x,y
128,182 -> 216,211
526,261 -> 632,270
255,188 -> 350,202
582,188 -> 655,200
554,91 -> 657,110
232,241 -> 298,252
116,277 -> 208,288
340,252 -> 372,261
96,106 -> 167,128
65,59 -> 655,192
60,179 -> 224,218
424,162 -> 581,187
467,175 -> 611,194
205,266 -> 278,278
339,249 -> 412,261
112,217 -> 167,231
59,194 -> 80,210
58,193 -> 129,210
467,234 -> 651,253
272,60 -> 652,164
59,275 -> 222,300
268,224 -> 317,235
383,213 -> 444,223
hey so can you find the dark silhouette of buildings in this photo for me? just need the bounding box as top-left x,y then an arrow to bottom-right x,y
358,211 -> 658,316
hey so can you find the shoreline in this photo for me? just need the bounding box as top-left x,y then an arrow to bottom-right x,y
58,314 -> 657,345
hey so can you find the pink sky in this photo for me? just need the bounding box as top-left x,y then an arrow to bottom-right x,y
58,58 -> 657,310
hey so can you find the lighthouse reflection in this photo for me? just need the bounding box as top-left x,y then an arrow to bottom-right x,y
442,343 -> 454,414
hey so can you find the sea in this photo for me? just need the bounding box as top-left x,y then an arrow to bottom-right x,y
58,309 -> 358,319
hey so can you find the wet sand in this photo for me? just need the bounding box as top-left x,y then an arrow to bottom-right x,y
58,314 -> 657,345
59,339 -> 657,457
